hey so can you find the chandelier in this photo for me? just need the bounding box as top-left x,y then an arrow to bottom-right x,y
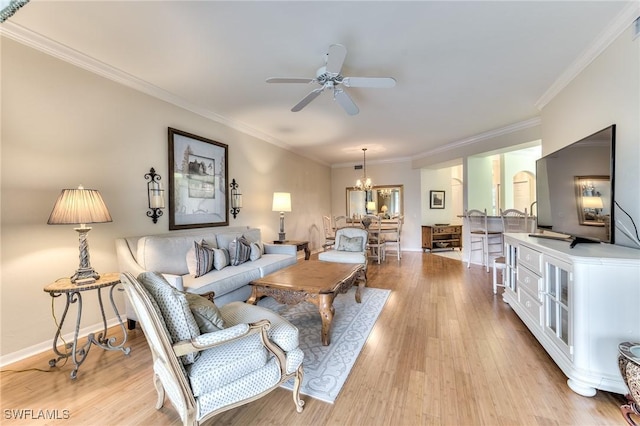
354,148 -> 373,191
379,188 -> 392,198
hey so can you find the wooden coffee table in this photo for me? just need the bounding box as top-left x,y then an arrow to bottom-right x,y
247,261 -> 366,345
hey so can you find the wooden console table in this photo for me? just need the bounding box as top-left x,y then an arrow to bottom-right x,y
422,225 -> 462,252
43,272 -> 131,379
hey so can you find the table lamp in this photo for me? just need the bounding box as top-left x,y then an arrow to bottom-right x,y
47,185 -> 113,284
272,192 -> 291,242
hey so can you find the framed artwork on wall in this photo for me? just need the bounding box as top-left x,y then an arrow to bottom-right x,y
168,128 -> 229,230
430,190 -> 445,209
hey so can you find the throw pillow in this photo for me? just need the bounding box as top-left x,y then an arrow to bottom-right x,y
337,235 -> 364,252
137,271 -> 201,364
184,292 -> 225,333
189,240 -> 215,278
250,241 -> 263,261
186,239 -> 209,276
229,236 -> 251,266
212,248 -> 230,271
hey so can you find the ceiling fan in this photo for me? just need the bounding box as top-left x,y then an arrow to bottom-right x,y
266,44 -> 396,115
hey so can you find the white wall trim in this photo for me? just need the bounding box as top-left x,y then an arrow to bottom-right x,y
0,22 -> 335,164
412,117 -> 541,160
535,2 -> 640,110
0,318 -> 125,368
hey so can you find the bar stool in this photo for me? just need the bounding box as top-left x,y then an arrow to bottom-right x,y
493,208 -> 529,293
465,209 -> 503,272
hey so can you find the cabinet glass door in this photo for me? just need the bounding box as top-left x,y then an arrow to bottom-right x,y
543,258 -> 572,356
504,243 -> 518,293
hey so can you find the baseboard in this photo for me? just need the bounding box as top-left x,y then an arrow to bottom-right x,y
0,317 -> 126,368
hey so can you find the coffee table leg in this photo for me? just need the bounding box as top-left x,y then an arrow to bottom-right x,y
355,270 -> 366,303
318,294 -> 335,346
246,286 -> 259,305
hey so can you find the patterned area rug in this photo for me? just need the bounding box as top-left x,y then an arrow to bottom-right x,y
257,286 -> 391,403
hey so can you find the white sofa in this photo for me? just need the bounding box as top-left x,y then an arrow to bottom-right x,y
116,226 -> 297,329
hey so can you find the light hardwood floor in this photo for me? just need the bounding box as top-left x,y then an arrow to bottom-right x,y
1,252 -> 629,425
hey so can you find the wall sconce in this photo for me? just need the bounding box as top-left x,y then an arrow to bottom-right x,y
230,178 -> 242,219
145,167 -> 164,223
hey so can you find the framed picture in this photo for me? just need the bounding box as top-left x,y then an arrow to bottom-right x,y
168,128 -> 229,230
574,175 -> 609,227
429,190 -> 445,209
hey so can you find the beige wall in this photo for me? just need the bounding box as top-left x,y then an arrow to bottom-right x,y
0,39 -> 330,359
541,24 -> 640,248
331,160 -> 421,251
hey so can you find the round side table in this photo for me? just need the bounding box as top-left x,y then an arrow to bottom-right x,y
44,272 -> 131,379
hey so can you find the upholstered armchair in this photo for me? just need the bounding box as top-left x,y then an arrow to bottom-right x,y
318,227 -> 368,279
120,272 -> 304,425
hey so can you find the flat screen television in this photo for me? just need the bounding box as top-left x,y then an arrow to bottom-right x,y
535,124 -> 615,247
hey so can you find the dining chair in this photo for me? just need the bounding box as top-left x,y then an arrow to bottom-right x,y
334,215 -> 348,230
383,215 -> 403,261
322,215 -> 336,250
365,214 -> 386,264
465,209 -> 503,273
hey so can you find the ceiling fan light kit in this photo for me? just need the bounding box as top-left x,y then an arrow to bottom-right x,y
267,44 -> 396,115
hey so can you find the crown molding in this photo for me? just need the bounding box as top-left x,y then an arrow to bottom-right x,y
0,22 -> 320,160
535,2 -> 640,110
412,117 -> 541,160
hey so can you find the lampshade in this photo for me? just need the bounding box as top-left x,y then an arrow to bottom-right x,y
366,201 -> 376,211
48,186 -> 113,225
272,192 -> 292,212
582,196 -> 604,210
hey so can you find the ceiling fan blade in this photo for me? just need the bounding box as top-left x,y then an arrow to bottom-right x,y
266,77 -> 314,84
291,88 -> 324,112
342,77 -> 396,88
326,44 -> 347,75
334,89 -> 359,115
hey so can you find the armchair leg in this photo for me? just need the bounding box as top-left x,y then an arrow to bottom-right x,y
292,365 -> 305,413
153,373 -> 165,410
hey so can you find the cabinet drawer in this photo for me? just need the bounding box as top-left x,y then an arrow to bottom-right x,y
519,245 -> 542,275
434,226 -> 459,234
518,288 -> 542,325
517,265 -> 542,300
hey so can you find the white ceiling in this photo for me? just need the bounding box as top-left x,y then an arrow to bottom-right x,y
2,1 -> 636,166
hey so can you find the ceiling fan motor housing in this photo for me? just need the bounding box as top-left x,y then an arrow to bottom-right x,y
316,66 -> 343,86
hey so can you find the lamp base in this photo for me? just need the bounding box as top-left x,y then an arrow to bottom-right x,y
278,232 -> 286,242
71,267 -> 100,285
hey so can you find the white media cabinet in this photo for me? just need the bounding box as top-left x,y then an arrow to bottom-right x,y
502,233 -> 640,397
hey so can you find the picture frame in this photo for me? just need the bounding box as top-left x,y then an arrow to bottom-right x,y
574,175 -> 609,227
429,190 -> 445,209
168,128 -> 229,230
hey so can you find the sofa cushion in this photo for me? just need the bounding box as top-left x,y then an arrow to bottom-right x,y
137,236 -> 193,276
252,253 -> 297,277
216,232 -> 243,251
185,293 -> 225,332
137,271 -> 201,364
318,250 -> 366,264
242,228 -> 262,245
182,263 -> 262,297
